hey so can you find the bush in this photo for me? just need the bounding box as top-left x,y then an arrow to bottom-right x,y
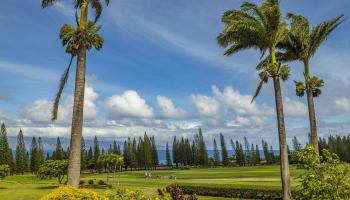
167,183 -> 293,199
169,184 -> 197,200
40,185 -> 101,200
0,165 -> 10,179
88,179 -> 94,185
98,180 -> 106,185
294,146 -> 350,199
79,180 -> 85,185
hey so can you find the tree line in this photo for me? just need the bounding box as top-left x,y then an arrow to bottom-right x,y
4,122 -> 350,175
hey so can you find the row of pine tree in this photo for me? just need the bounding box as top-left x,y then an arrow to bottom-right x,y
2,122 -> 350,174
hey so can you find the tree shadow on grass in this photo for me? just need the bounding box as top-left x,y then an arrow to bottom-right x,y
36,186 -> 59,190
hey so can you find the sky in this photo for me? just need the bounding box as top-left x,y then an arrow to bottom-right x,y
0,0 -> 350,149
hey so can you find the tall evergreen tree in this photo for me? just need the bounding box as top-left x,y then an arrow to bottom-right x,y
30,137 -> 39,173
81,137 -> 88,170
151,136 -> 159,169
93,136 -> 100,171
292,136 -> 302,151
165,142 -> 172,166
0,123 -> 13,171
37,137 -> 45,167
197,128 -> 208,166
15,129 -> 28,174
53,137 -> 64,160
220,133 -> 229,166
172,136 -> 179,167
255,144 -> 261,165
213,138 -> 220,166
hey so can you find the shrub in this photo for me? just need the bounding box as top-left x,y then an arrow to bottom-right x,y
294,146 -> 350,199
0,165 -> 10,179
40,185 -> 101,200
169,184 -> 198,200
79,180 -> 85,185
98,180 -> 106,185
167,183 -> 291,199
88,179 -> 94,185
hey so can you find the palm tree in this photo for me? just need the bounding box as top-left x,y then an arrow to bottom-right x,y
217,1 -> 291,199
41,0 -> 109,187
281,13 -> 344,154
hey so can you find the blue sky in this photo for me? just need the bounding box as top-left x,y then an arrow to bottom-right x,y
0,0 -> 350,148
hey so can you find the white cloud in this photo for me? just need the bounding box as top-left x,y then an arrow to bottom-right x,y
190,94 -> 220,118
212,85 -> 272,116
284,98 -> 308,117
227,116 -> 267,127
104,90 -> 154,119
335,97 -> 350,112
21,85 -> 99,124
156,95 -> 187,118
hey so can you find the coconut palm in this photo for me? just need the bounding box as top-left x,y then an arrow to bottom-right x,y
217,1 -> 292,199
281,13 -> 344,154
41,0 -> 109,187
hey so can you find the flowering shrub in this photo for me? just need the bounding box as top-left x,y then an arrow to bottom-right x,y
40,185 -> 101,200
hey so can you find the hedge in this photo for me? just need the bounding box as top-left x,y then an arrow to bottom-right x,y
167,183 -> 297,199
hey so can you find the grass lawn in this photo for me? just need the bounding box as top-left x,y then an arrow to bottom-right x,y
0,165 -> 303,200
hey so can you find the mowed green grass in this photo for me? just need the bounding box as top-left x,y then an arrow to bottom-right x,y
0,165 -> 303,200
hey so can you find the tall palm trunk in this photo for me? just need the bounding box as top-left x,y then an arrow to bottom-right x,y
304,63 -> 319,154
67,0 -> 88,187
271,51 -> 291,200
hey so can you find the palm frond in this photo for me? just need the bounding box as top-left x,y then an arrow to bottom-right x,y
90,0 -> 103,23
251,71 -> 268,103
74,0 -> 83,8
308,14 -> 345,58
52,55 -> 75,121
41,0 -> 58,8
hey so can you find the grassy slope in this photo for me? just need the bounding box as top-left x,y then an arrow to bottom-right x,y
0,165 -> 303,200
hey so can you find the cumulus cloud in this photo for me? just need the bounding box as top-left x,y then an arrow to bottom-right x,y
190,94 -> 220,118
227,116 -> 268,127
335,97 -> 350,112
21,85 -> 99,124
212,86 -> 273,116
157,96 -> 187,118
104,90 -> 154,119
284,98 -> 308,117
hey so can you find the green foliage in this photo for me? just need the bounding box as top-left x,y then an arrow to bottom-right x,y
219,133 -> 229,166
295,146 -> 350,199
166,142 -> 172,166
37,160 -> 68,184
52,137 -> 64,160
0,164 -> 10,179
307,76 -> 324,97
16,129 -> 29,174
294,81 -> 306,97
97,153 -> 123,172
212,139 -> 220,166
0,123 -> 14,173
